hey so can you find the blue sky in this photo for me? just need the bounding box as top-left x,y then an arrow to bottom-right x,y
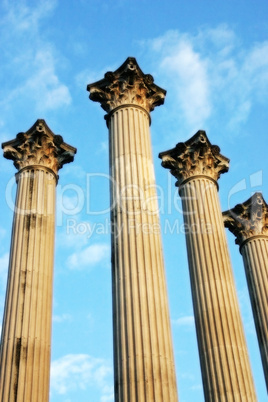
0,0 -> 268,401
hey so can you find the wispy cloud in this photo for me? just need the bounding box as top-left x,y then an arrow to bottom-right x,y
53,313 -> 72,323
0,0 -> 71,114
156,30 -> 211,129
0,252 -> 9,288
191,384 -> 203,391
17,48 -> 71,111
50,354 -> 113,400
67,243 -> 110,269
172,315 -> 195,327
0,226 -> 7,246
238,287 -> 255,335
1,0 -> 57,33
75,62 -> 118,91
144,25 -> 268,136
56,229 -> 89,250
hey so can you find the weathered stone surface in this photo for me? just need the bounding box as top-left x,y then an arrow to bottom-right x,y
223,193 -> 268,391
160,130 -> 256,402
87,57 -> 166,114
223,192 -> 268,246
88,59 -> 178,402
0,120 -> 76,402
2,119 -> 76,174
159,130 -> 229,187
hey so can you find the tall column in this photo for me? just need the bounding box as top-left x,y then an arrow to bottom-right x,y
0,120 -> 76,402
159,130 -> 256,401
223,192 -> 268,391
87,57 -> 178,402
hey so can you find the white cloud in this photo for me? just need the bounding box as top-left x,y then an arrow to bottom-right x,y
99,141 -> 109,154
61,194 -> 83,213
101,393 -> 114,402
12,48 -> 71,111
56,229 -> 88,250
191,384 -> 203,391
67,243 -> 110,269
0,227 -> 6,242
145,25 -> 268,135
0,0 -> 71,113
0,252 -> 9,288
242,41 -> 268,101
75,69 -> 102,90
60,165 -> 87,181
56,183 -> 86,228
146,30 -> 211,131
53,313 -> 72,323
50,354 -> 113,399
75,62 -> 118,90
1,0 -> 57,34
172,315 -> 195,326
237,287 -> 255,335
160,34 -> 211,128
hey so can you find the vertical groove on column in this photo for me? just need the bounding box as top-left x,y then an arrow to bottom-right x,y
142,111 -> 169,400
241,237 -> 268,390
207,181 -> 250,397
181,185 -> 203,388
0,120 -> 76,402
34,171 -> 45,401
207,180 -> 238,396
0,168 -> 56,402
110,106 -> 178,402
180,178 -> 256,401
130,108 -> 153,401
137,109 -> 164,401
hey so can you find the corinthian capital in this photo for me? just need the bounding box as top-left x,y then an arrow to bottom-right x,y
159,130 -> 229,187
2,120 -> 76,174
87,57 -> 166,114
223,192 -> 268,246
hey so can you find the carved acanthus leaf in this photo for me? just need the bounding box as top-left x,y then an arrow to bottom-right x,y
159,130 -> 229,187
2,120 -> 76,174
87,57 -> 166,114
223,193 -> 268,245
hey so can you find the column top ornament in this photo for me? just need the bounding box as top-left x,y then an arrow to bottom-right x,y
223,192 -> 268,246
159,130 -> 229,187
87,57 -> 166,114
2,119 -> 77,174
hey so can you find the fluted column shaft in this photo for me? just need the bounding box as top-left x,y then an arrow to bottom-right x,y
88,58 -> 178,402
160,131 -> 256,401
0,167 -> 56,402
180,177 -> 255,401
241,237 -> 268,390
0,120 -> 76,402
110,107 -> 177,401
223,193 -> 268,391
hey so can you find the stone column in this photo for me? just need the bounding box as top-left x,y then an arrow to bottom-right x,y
159,130 -> 256,401
87,58 -> 178,402
0,120 -> 76,402
223,192 -> 268,391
